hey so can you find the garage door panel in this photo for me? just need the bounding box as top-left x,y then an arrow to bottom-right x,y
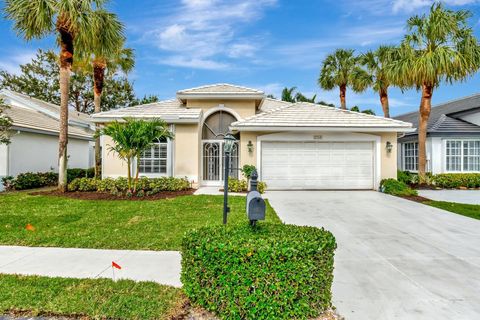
261,141 -> 374,190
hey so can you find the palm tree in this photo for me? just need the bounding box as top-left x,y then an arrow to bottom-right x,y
358,46 -> 399,118
75,10 -> 133,178
4,0 -> 109,192
281,87 -> 297,102
386,3 -> 480,182
318,49 -> 370,110
96,118 -> 174,193
295,92 -> 317,103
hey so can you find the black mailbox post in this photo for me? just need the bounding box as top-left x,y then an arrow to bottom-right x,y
246,169 -> 265,226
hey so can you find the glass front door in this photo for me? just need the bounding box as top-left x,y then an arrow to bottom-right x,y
202,141 -> 239,184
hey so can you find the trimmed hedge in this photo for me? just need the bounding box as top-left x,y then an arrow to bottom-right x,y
397,171 -> 480,189
380,178 -> 418,197
181,224 -> 336,320
228,178 -> 267,194
68,176 -> 191,194
432,173 -> 480,189
1,169 -> 95,191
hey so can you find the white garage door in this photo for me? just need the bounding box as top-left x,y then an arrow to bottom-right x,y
261,141 -> 374,190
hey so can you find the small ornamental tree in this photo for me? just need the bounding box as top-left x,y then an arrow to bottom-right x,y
96,118 -> 174,192
0,99 -> 12,145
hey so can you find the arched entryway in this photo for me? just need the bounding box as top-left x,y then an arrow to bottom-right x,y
201,110 -> 239,184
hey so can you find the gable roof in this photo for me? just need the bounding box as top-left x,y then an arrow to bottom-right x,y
258,97 -> 292,112
176,83 -> 265,101
91,99 -> 202,123
231,102 -> 413,132
1,89 -> 94,139
394,93 -> 480,135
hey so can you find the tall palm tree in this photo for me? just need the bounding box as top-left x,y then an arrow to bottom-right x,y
358,46 -> 399,118
76,10 -> 133,178
318,49 -> 370,110
4,0 -> 108,192
386,3 -> 480,182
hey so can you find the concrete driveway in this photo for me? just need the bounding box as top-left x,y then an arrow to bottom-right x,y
418,189 -> 480,205
266,191 -> 480,320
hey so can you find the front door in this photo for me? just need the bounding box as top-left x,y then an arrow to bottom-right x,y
202,141 -> 239,185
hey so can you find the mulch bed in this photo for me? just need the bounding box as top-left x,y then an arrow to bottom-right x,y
401,195 -> 431,203
29,189 -> 196,201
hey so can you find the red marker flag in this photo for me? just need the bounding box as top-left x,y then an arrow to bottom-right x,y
26,224 -> 35,231
112,261 -> 122,269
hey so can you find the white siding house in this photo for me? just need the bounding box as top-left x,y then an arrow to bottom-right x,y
395,94 -> 480,174
0,90 -> 94,190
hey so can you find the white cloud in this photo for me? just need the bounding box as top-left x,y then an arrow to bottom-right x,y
0,50 -> 36,74
251,82 -> 284,97
148,0 -> 277,70
391,0 -> 478,13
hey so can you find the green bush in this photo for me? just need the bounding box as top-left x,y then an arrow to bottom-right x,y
181,224 -> 336,320
67,168 -> 94,183
68,176 -> 191,194
228,178 -> 266,194
241,164 -> 256,179
1,168 -> 94,191
432,173 -> 480,189
380,178 -> 418,197
2,172 -> 57,190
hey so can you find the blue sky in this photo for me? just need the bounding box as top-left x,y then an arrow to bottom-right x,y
0,0 -> 479,116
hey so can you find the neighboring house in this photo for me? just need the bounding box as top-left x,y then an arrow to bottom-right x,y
395,94 -> 480,174
92,84 -> 412,190
0,90 -> 95,189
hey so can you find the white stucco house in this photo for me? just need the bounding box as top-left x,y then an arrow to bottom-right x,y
395,94 -> 480,174
0,90 -> 95,189
92,84 -> 413,190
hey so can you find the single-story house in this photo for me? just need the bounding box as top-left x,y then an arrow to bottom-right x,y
395,94 -> 480,174
0,89 -> 95,189
92,84 -> 413,190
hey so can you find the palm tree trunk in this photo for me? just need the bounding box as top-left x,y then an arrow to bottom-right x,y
57,23 -> 74,192
127,157 -> 132,192
339,84 -> 347,110
418,83 -> 433,183
93,62 -> 106,179
379,87 -> 390,118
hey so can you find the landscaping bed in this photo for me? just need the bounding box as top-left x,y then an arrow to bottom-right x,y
30,189 -> 196,201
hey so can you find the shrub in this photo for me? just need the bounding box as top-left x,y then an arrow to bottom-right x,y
2,172 -> 58,190
432,173 -> 480,189
380,178 -> 418,197
67,168 -> 94,183
240,164 -> 256,179
182,224 -> 336,320
228,178 -> 266,194
68,176 -> 191,194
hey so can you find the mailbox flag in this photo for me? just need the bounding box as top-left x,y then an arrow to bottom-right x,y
112,261 -> 122,269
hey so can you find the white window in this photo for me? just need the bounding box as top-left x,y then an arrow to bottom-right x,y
403,142 -> 418,171
446,140 -> 480,172
139,138 -> 168,174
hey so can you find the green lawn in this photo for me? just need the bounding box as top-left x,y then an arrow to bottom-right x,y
0,193 -> 281,250
0,274 -> 184,319
424,200 -> 480,220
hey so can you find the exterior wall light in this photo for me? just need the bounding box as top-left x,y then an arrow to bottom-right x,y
386,141 -> 393,153
247,140 -> 254,153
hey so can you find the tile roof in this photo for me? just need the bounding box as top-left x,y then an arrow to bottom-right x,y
394,93 -> 480,135
177,83 -> 264,95
258,97 -> 292,112
231,102 -> 413,131
4,102 -> 94,139
91,99 -> 202,122
2,90 -> 92,126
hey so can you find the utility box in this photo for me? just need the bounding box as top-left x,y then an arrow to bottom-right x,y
246,190 -> 266,222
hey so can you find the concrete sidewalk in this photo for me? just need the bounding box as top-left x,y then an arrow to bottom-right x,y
0,246 -> 182,287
